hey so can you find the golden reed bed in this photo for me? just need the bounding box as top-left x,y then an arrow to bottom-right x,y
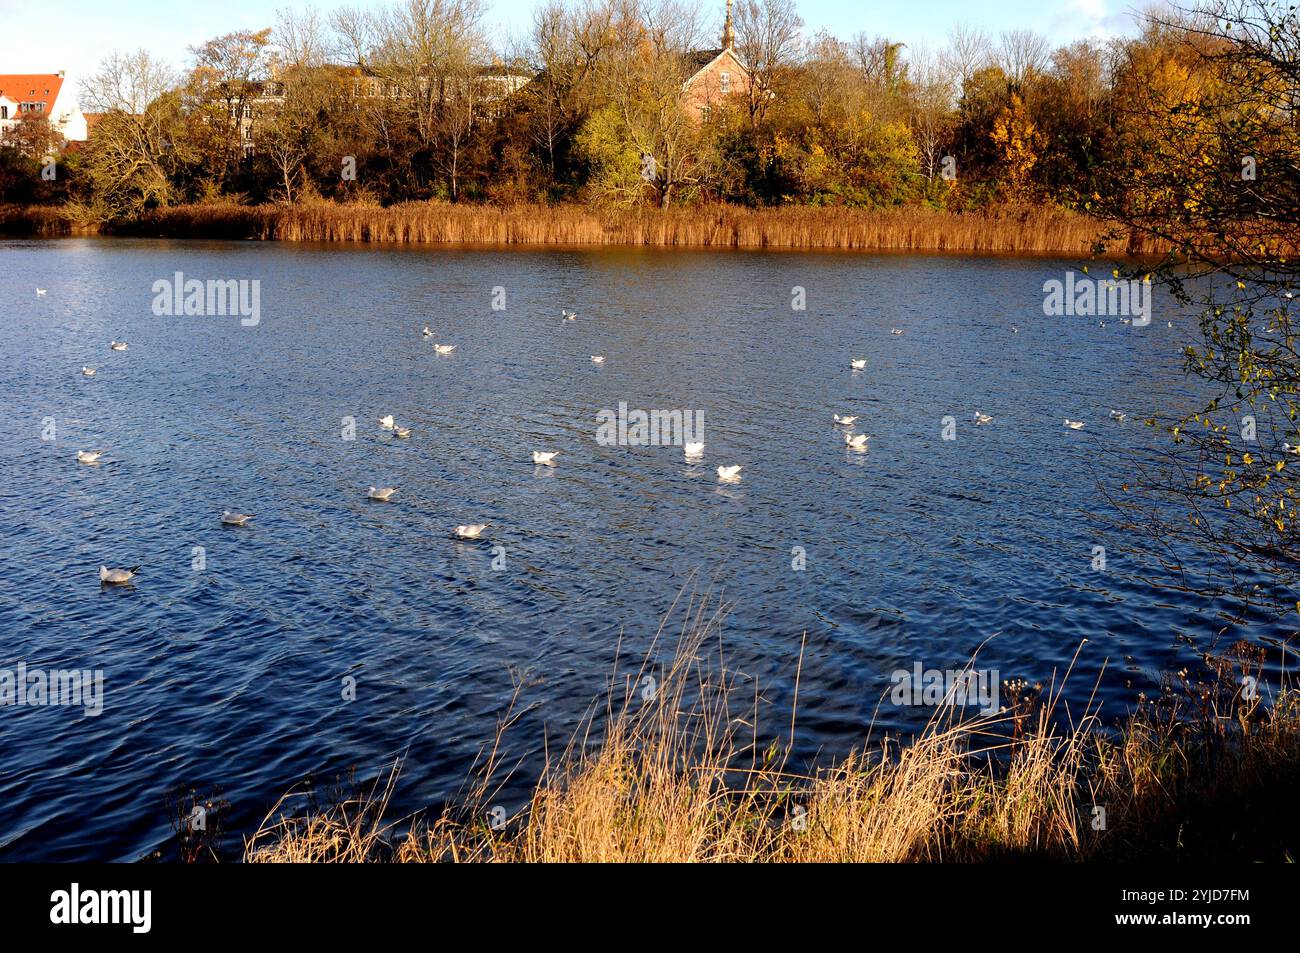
3,201 -> 1163,256
240,596 -> 1300,864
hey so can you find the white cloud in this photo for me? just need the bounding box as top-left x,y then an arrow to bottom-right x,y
1056,0 -> 1136,41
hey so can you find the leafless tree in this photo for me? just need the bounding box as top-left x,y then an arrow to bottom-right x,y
851,33 -> 907,89
523,0 -> 618,174
908,45 -> 955,181
328,5 -> 377,66
998,28 -> 1050,86
797,31 -> 859,126
329,0 -> 488,196
595,0 -> 709,207
81,48 -> 177,114
733,0 -> 804,126
273,6 -> 330,71
76,50 -> 189,218
940,23 -> 992,93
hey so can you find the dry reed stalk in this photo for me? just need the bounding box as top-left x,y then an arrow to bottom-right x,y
244,760 -> 403,863
244,598 -> 1298,863
0,204 -> 79,236
107,200 -> 1162,256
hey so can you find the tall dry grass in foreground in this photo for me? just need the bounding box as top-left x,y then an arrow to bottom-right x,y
104,200 -> 1160,255
244,595 -> 1300,863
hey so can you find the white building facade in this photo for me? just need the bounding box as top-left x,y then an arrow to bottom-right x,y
0,72 -> 87,143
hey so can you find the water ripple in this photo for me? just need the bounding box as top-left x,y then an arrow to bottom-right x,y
0,238 -> 1279,861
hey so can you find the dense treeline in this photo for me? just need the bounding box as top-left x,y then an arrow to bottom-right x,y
0,0 -> 1290,226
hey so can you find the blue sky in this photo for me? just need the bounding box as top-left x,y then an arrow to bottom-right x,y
0,0 -> 1140,89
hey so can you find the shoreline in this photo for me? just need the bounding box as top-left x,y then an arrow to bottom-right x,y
241,613 -> 1300,864
0,201 -> 1159,257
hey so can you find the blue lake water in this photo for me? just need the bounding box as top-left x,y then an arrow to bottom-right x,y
0,237 -> 1277,860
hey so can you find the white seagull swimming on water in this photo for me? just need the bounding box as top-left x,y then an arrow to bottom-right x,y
76,450 -> 105,465
591,355 -> 605,364
1283,443 -> 1300,456
845,433 -> 870,451
454,523 -> 488,539
434,344 -> 456,354
36,288 -> 46,296
562,309 -> 577,321
532,451 -> 559,466
221,511 -> 253,526
368,486 -> 398,501
974,411 -> 993,425
1064,419 -> 1086,430
109,340 -> 128,351
716,465 -> 743,482
1109,410 -> 1128,422
81,367 -> 96,377
100,565 -> 139,585
890,328 -> 904,335
393,425 -> 411,438
684,442 -> 705,459
423,325 -> 434,337
850,358 -> 867,370
378,415 -> 395,430
833,414 -> 858,425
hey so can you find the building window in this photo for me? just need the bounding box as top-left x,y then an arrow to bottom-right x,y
720,72 -> 731,94
700,105 -> 711,122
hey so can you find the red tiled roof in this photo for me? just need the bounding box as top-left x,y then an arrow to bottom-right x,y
0,73 -> 65,118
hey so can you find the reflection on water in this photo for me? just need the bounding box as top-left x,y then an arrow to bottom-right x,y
0,238 -> 1277,860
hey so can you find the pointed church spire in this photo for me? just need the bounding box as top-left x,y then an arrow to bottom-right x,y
722,0 -> 735,50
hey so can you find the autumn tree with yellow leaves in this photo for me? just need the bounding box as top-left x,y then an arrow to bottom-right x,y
1097,0 -> 1300,619
989,92 -> 1044,201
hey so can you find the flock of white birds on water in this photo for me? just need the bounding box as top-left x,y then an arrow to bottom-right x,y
44,285 -> 1120,585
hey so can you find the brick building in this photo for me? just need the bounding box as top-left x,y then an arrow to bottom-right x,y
681,0 -> 751,122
